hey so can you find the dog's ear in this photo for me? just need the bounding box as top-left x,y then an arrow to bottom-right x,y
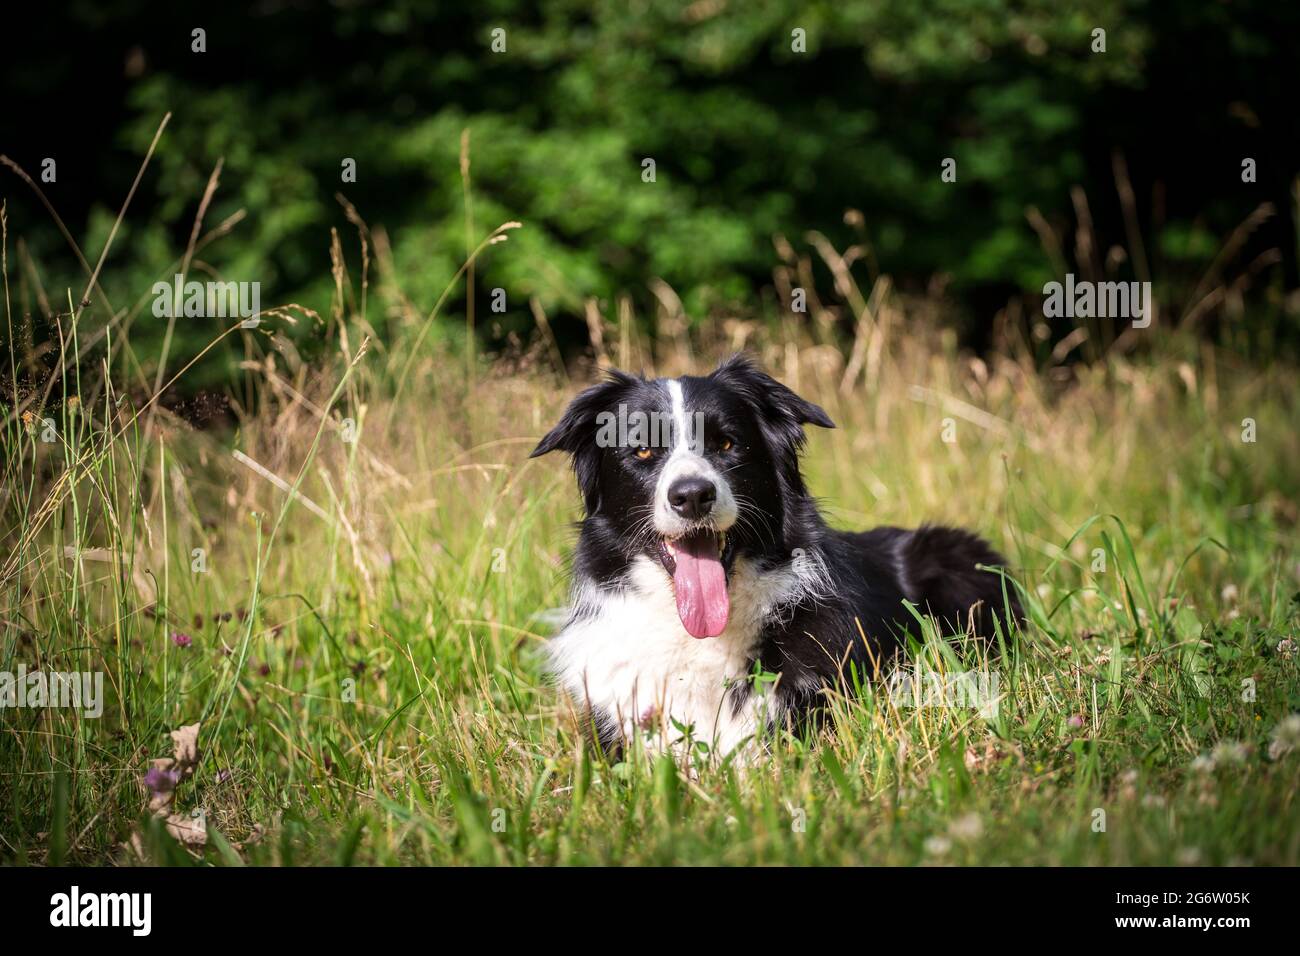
712,353 -> 835,433
531,369 -> 638,511
530,370 -> 638,458
712,354 -> 831,501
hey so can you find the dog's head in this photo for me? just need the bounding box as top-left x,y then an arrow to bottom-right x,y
531,355 -> 833,638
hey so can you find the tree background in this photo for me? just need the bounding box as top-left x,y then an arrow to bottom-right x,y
2,0 -> 1297,394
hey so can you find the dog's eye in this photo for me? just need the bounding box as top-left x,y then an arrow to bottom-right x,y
635,447 -> 654,460
719,438 -> 733,452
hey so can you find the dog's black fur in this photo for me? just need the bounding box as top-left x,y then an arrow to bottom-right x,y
533,355 -> 1022,748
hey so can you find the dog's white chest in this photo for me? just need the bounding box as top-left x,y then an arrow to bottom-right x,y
547,557 -> 775,756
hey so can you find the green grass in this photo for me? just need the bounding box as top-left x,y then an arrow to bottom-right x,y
2,214 -> 1299,866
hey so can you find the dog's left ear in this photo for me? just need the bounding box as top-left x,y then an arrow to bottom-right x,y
712,353 -> 835,433
714,353 -> 830,521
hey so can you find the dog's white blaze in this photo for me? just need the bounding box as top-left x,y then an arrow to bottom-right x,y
549,554 -> 830,759
667,379 -> 690,452
653,379 -> 738,536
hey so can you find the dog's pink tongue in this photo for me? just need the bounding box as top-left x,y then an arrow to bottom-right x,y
672,534 -> 729,638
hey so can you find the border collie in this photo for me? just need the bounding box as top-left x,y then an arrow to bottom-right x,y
531,355 -> 1021,759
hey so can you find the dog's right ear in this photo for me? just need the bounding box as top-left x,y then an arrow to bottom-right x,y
530,370 -> 637,511
530,371 -> 637,458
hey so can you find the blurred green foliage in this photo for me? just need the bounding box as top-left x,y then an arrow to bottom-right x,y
3,0 -> 1297,389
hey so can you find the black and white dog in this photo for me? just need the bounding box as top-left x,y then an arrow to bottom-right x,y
531,355 -> 1021,758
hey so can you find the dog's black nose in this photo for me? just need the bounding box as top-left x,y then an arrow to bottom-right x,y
668,477 -> 716,519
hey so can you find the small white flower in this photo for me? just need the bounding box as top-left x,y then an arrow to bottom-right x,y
1176,847 -> 1202,866
1190,754 -> 1216,774
1210,740 -> 1251,765
1221,583 -> 1239,603
949,813 -> 983,841
1276,638 -> 1296,660
1267,714 -> 1300,761
924,835 -> 952,857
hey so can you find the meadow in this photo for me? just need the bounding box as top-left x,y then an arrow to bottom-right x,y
2,194 -> 1299,866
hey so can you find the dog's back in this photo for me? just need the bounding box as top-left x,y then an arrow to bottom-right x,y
840,524 -> 1022,646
